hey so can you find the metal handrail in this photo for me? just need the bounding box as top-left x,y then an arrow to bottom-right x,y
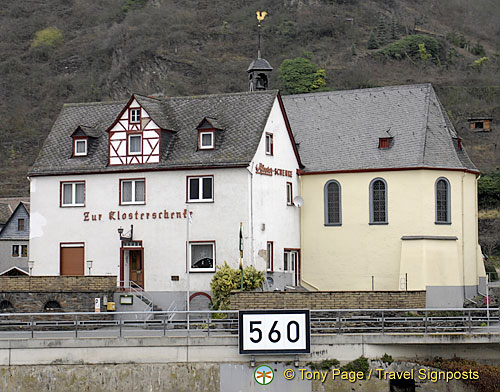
0,308 -> 498,340
118,280 -> 154,312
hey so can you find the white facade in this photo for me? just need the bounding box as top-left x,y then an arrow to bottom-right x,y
29,97 -> 301,295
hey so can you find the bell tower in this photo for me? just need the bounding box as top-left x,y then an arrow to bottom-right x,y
248,11 -> 273,91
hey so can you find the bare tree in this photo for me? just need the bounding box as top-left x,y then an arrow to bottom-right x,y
479,219 -> 500,256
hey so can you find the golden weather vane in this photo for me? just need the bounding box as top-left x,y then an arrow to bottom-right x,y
255,11 -> 268,60
256,10 -> 268,26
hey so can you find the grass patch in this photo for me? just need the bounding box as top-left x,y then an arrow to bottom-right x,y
381,353 -> 394,364
419,357 -> 500,392
307,358 -> 340,371
478,209 -> 500,219
341,356 -> 370,379
488,255 -> 500,269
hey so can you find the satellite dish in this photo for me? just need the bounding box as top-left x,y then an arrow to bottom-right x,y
293,196 -> 304,208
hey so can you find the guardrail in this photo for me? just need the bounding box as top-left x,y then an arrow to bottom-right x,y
0,308 -> 498,339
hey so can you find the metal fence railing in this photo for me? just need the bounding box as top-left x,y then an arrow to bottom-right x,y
0,308 -> 498,340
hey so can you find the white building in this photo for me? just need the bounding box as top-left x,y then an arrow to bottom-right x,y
29,90 -> 302,309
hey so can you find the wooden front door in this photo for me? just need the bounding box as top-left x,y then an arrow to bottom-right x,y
60,245 -> 84,276
129,249 -> 144,288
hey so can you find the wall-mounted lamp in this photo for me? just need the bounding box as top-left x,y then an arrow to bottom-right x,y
28,260 -> 34,276
118,225 -> 133,241
86,260 -> 93,275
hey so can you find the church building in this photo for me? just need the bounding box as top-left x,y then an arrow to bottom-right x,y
283,84 -> 486,307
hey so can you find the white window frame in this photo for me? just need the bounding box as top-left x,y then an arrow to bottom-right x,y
74,139 -> 87,156
189,241 -> 215,272
21,245 -> 28,257
12,245 -> 20,257
284,250 -> 298,272
120,179 -> 145,205
199,131 -> 214,149
61,182 -> 85,207
265,133 -> 274,155
266,241 -> 273,271
128,134 -> 142,155
187,176 -> 214,202
130,108 -> 141,123
286,182 -> 293,205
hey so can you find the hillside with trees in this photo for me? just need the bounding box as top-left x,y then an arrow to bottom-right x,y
0,0 -> 499,198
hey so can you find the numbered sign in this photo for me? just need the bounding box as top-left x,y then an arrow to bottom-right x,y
239,310 -> 310,354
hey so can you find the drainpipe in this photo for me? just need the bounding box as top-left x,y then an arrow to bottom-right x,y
462,171 -> 476,304
475,174 -> 487,298
247,163 -> 254,267
299,172 -> 304,287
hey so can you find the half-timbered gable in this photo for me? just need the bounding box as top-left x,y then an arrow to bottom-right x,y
107,96 -> 164,166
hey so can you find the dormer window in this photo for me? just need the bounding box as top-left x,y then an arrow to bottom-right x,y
130,109 -> 141,123
199,131 -> 214,150
457,137 -> 463,151
74,138 -> 88,156
196,117 -> 223,151
128,134 -> 142,155
379,137 -> 392,149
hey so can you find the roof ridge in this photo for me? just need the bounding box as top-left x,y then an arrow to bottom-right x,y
165,89 -> 278,101
134,94 -> 163,102
63,100 -> 126,107
284,83 -> 432,100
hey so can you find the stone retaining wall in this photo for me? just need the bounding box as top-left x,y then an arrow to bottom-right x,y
0,362 -> 477,392
0,276 -> 117,313
0,275 -> 116,292
230,290 -> 426,310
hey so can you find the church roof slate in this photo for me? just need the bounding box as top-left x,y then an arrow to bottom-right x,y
282,84 -> 478,173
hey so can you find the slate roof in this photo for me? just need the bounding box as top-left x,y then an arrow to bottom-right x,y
282,84 -> 478,173
29,90 -> 278,176
247,58 -> 273,72
0,204 -> 10,225
201,117 -> 224,130
0,202 -> 29,239
30,84 -> 477,177
74,125 -> 101,138
0,198 -> 30,226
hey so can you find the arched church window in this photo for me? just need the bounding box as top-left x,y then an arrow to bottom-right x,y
370,178 -> 388,224
324,180 -> 341,225
435,178 -> 451,224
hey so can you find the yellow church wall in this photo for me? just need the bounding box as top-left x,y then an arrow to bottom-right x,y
299,169 -> 485,292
